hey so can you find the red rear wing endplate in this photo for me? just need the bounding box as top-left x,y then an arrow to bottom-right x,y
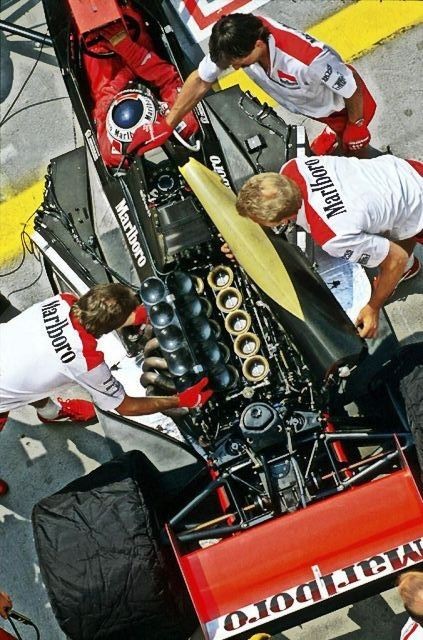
168,467 -> 423,639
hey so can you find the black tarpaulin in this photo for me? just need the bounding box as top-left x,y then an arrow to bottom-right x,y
32,451 -> 193,640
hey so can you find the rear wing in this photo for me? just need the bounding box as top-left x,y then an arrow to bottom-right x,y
169,452 -> 423,639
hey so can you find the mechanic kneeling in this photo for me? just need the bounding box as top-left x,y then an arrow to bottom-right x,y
81,0 -> 198,166
0,284 -> 213,496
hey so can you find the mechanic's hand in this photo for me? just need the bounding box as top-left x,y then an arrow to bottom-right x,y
127,118 -> 173,155
0,591 -> 12,619
177,377 -> 214,408
160,84 -> 182,110
355,304 -> 379,339
159,85 -> 199,140
221,242 -> 236,263
342,120 -> 371,151
174,111 -> 199,140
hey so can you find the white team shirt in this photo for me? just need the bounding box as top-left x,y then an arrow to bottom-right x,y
280,155 -> 423,268
198,17 -> 357,118
401,618 -> 423,640
0,293 -> 125,412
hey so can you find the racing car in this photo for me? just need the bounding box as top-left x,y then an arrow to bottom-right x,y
2,1 -> 422,638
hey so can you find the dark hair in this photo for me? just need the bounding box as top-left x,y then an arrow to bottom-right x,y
209,14 -> 269,68
71,283 -> 138,337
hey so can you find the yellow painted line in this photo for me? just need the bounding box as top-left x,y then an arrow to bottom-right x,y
308,0 -> 423,62
3,1 -> 422,264
218,0 -> 423,102
0,180 -> 44,263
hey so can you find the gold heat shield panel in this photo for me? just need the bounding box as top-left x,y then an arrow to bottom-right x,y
179,158 -> 304,321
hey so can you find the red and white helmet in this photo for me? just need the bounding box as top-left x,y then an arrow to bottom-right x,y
106,87 -> 158,145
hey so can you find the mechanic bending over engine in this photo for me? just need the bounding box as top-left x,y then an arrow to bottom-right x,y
0,284 -> 213,497
398,571 -> 423,639
234,155 -> 423,340
161,13 -> 376,156
81,0 -> 198,166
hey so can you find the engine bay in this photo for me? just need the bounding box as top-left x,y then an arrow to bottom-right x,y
118,164 -> 411,545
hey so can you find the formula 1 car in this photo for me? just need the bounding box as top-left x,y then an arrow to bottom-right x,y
2,1 -> 422,639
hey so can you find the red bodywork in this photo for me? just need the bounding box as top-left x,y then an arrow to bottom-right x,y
169,458 -> 423,639
67,0 -> 122,34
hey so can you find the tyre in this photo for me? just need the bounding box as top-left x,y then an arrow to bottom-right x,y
33,451 -> 197,640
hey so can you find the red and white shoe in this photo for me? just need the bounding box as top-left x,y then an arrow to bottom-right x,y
310,127 -> 338,155
37,398 -> 96,424
0,479 -> 9,496
397,256 -> 421,284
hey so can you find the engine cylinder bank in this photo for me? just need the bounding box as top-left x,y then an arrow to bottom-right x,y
218,341 -> 231,363
166,271 -> 193,297
140,277 -> 165,304
187,315 -> 213,340
216,287 -> 243,313
209,319 -> 221,338
207,265 -> 234,290
197,338 -> 223,367
140,275 -> 199,387
200,297 -> 213,317
167,346 -> 192,376
208,363 -> 238,390
242,355 -> 269,382
178,294 -> 202,318
225,310 -> 251,335
149,301 -> 174,327
234,332 -> 261,358
194,276 -> 204,295
155,325 -> 184,351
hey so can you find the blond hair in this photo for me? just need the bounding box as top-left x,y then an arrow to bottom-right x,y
398,571 -> 423,619
236,172 -> 302,224
72,283 -> 138,338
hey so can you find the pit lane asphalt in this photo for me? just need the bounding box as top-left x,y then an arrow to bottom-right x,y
0,1 -> 422,638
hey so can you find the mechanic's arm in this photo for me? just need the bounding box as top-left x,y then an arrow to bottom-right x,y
115,377 -> 213,416
311,52 -> 370,151
116,394 -> 180,416
165,70 -> 212,129
342,68 -> 372,151
343,69 -> 364,124
0,591 -> 12,619
355,241 -> 409,339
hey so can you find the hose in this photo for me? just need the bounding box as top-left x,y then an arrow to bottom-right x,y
143,337 -> 160,357
140,370 -> 176,392
141,334 -> 188,417
143,355 -> 168,372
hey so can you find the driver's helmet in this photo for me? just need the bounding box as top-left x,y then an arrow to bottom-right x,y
106,87 -> 158,146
